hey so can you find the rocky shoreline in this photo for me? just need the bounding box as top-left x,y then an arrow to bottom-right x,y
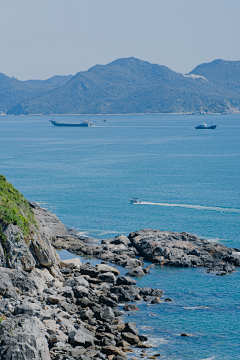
1,202 -> 240,360
33,203 -> 240,276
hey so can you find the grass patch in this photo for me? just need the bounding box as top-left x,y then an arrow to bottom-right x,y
0,175 -> 37,242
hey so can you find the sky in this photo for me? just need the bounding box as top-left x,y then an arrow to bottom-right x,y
0,0 -> 240,80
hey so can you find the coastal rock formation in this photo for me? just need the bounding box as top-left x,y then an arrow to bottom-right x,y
35,201 -> 240,276
128,229 -> 240,275
0,179 -> 158,360
0,260 -> 160,360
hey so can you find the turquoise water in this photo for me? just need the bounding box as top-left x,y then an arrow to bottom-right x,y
1,114 -> 240,359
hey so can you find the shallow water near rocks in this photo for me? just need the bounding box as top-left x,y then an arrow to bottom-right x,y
1,114 -> 240,359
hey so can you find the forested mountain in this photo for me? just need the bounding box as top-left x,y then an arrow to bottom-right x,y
0,73 -> 72,113
189,59 -> 240,94
2,58 -> 240,115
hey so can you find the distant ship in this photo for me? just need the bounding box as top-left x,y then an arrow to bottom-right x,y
50,119 -> 95,127
195,121 -> 217,129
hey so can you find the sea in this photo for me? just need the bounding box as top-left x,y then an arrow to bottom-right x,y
0,114 -> 240,359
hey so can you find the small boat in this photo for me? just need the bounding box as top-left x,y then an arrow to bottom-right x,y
129,198 -> 141,204
195,121 -> 217,129
50,119 -> 95,127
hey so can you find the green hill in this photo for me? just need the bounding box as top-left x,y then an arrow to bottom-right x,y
189,59 -> 240,93
3,58 -> 240,115
0,73 -> 72,114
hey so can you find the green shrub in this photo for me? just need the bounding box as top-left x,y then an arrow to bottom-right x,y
0,175 -> 37,242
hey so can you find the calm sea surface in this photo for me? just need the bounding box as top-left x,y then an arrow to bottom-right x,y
1,114 -> 240,359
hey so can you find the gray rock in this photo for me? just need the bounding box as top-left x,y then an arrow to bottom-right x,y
0,272 -> 19,300
73,285 -> 89,298
14,304 -> 38,316
66,276 -> 89,288
99,296 -> 118,308
0,315 -> 50,360
111,235 -> 131,246
101,306 -> 115,324
60,257 -> 81,269
0,268 -> 46,296
128,229 -> 239,274
124,322 -> 139,335
98,272 -> 116,284
68,329 -> 94,347
80,263 -> 99,277
126,266 -> 145,277
2,223 -> 36,270
111,285 -> 140,302
116,276 -> 137,286
121,332 -> 140,345
96,263 -> 120,275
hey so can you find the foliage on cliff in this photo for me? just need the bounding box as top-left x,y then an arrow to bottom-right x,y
0,175 -> 37,240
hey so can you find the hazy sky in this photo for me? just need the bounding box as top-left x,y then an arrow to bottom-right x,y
1,0 -> 240,80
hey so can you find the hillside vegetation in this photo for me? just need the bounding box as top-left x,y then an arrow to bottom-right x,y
0,175 -> 36,240
2,58 -> 240,115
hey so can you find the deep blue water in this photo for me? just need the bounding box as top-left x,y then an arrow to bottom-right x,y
1,114 -> 240,359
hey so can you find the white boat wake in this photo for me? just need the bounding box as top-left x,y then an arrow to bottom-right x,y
135,201 -> 240,213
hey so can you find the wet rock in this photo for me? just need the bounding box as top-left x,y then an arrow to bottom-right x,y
137,342 -> 153,348
139,335 -> 148,342
98,272 -> 117,284
126,266 -> 145,277
122,332 -> 140,345
124,322 -> 139,335
123,304 -> 139,311
116,276 -> 137,286
111,285 -> 140,302
99,295 -> 118,308
101,346 -> 127,358
151,297 -> 161,304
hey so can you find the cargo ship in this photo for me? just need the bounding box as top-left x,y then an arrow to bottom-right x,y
50,119 -> 95,127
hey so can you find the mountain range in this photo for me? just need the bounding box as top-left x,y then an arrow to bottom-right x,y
1,58 -> 240,115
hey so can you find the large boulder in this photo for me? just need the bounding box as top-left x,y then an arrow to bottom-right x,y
0,315 -> 51,360
1,224 -> 36,271
0,272 -> 18,300
60,257 -> 81,269
0,268 -> 47,296
68,329 -> 94,347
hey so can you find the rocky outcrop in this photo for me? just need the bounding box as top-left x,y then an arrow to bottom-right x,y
128,229 -> 240,275
0,203 -> 61,274
1,223 -> 36,270
0,260 -> 160,360
0,315 -> 50,360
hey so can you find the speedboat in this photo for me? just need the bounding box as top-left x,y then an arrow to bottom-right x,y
129,198 -> 141,204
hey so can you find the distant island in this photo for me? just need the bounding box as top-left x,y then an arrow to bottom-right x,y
1,57 -> 240,115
